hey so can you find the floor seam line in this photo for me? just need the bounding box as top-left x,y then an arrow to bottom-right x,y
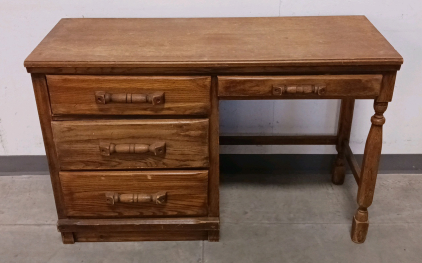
202,240 -> 205,263
221,222 -> 422,225
0,224 -> 56,226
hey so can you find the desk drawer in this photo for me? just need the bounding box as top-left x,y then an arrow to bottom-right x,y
47,75 -> 211,115
51,119 -> 209,170
60,170 -> 208,217
218,75 -> 382,99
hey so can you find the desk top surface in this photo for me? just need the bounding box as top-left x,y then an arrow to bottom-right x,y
25,16 -> 403,68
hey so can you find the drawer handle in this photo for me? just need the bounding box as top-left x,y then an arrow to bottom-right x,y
99,142 -> 166,156
105,192 -> 167,205
272,85 -> 326,96
95,91 -> 165,105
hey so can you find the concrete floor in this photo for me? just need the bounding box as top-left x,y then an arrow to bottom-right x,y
1,173 -> 422,263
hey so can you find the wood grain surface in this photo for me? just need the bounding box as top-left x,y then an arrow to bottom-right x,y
61,232 -> 75,244
51,119 -> 209,170
208,76 -> 219,228
344,142 -> 361,184
47,75 -> 210,115
58,217 -> 219,232
352,101 -> 388,243
73,230 -> 208,242
60,170 -> 208,217
332,98 -> 355,185
218,75 -> 382,99
24,17 -> 402,68
26,64 -> 402,75
31,74 -> 66,218
25,16 -> 403,244
377,72 -> 397,102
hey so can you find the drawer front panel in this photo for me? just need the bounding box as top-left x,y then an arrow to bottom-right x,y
47,75 -> 211,115
52,119 -> 209,170
60,170 -> 208,217
218,75 -> 382,98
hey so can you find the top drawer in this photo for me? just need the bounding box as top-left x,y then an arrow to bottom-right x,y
218,75 -> 382,99
47,75 -> 211,115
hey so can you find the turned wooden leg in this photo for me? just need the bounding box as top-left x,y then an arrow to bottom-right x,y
332,99 -> 355,185
61,232 -> 75,244
351,101 -> 387,243
332,154 -> 346,185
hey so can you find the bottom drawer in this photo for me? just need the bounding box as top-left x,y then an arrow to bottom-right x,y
60,170 -> 208,217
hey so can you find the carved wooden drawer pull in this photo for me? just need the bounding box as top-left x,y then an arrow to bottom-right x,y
95,91 -> 165,105
99,142 -> 166,156
272,85 -> 326,96
105,192 -> 167,205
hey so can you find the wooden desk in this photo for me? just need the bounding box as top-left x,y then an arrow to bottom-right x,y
25,16 -> 403,244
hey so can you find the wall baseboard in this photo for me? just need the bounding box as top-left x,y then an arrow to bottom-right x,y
0,155 -> 50,175
0,154 -> 421,176
220,154 -> 422,174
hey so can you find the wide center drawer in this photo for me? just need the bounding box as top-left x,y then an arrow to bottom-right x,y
60,170 -> 208,217
218,75 -> 382,98
47,75 -> 211,115
51,119 -> 209,170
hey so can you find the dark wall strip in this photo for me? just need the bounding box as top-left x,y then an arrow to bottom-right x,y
220,154 -> 422,174
0,154 -> 421,176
